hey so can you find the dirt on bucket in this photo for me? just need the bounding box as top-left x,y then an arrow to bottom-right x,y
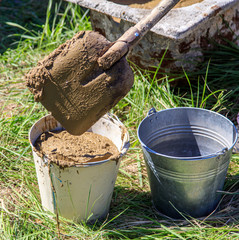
34,130 -> 120,167
109,0 -> 203,9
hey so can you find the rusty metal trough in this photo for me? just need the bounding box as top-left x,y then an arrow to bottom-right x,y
66,0 -> 239,71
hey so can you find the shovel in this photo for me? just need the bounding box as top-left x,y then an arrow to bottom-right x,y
26,0 -> 179,135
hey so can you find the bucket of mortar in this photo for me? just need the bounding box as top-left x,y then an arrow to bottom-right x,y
29,113 -> 129,222
138,107 -> 238,218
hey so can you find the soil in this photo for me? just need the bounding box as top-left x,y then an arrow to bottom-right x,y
25,31 -> 134,136
109,0 -> 203,9
34,130 -> 120,166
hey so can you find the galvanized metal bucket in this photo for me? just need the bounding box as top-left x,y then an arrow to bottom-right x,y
138,107 -> 238,218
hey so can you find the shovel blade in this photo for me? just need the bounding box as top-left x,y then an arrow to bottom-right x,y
26,31 -> 134,135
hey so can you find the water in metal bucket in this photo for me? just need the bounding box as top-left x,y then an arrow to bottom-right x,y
138,107 -> 238,218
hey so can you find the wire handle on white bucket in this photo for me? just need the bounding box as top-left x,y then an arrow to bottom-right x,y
106,112 -> 130,157
106,112 -> 121,123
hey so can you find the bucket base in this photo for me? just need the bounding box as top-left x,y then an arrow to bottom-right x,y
152,200 -> 219,219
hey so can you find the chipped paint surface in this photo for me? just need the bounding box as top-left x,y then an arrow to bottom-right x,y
66,0 -> 239,70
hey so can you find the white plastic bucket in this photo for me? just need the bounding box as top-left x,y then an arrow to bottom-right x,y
29,114 -> 129,222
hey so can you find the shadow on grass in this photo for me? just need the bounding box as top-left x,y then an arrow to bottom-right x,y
0,0 -> 49,53
91,177 -> 239,235
0,0 -> 73,53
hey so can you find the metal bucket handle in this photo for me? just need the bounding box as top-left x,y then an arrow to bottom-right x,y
142,107 -> 162,183
144,108 -> 229,183
147,107 -> 157,117
144,108 -> 161,183
216,147 -> 228,156
147,108 -> 230,157
143,148 -> 162,184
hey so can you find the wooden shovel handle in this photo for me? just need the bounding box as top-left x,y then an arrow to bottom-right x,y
98,0 -> 180,69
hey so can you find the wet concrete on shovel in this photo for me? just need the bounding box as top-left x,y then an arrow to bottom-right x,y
34,130 -> 119,167
25,31 -> 134,135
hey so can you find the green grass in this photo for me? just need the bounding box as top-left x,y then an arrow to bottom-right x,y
202,40 -> 239,121
1,0 -> 239,239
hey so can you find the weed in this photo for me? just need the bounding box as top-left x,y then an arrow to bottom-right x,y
1,0 -> 239,239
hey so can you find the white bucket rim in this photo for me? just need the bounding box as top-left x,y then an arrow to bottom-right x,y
29,113 -> 130,166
